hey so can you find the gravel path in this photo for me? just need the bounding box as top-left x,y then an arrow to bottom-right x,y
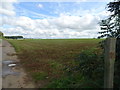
2,40 -> 35,88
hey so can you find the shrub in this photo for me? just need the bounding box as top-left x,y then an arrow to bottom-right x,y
47,48 -> 104,88
74,48 -> 104,87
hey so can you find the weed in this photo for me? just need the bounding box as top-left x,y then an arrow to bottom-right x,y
31,72 -> 48,82
74,48 -> 104,87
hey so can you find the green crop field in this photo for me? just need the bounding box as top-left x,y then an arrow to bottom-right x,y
8,39 -> 103,88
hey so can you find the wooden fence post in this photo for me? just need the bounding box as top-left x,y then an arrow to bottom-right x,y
104,38 -> 116,88
0,39 -> 2,89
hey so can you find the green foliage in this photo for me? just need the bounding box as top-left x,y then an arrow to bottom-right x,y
4,36 -> 23,39
98,1 -> 120,38
31,72 -> 48,81
74,48 -> 104,87
47,73 -> 100,88
47,48 -> 104,88
0,31 -> 3,38
49,61 -> 62,69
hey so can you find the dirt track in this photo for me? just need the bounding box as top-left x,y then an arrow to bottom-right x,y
2,40 -> 35,88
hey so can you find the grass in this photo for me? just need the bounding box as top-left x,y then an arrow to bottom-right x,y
0,39 -> 2,43
31,71 -> 48,81
7,39 -> 103,88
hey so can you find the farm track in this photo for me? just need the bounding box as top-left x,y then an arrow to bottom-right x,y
2,40 -> 35,88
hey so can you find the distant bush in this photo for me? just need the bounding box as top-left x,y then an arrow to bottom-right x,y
4,36 -> 23,39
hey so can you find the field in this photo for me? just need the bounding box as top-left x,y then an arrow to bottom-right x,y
8,39 -> 103,88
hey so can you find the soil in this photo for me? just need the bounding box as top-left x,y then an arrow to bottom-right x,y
2,40 -> 35,88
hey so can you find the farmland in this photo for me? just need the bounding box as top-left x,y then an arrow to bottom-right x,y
8,39 -> 103,88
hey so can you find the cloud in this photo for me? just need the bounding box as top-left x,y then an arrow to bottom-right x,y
0,1 -> 105,39
38,4 -> 43,8
0,0 -> 17,16
51,14 -> 99,31
1,13 -> 100,38
0,8 -> 16,16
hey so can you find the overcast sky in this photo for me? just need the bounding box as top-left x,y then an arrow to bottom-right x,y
0,0 -> 112,39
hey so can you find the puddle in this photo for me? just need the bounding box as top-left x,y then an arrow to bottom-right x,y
2,60 -> 20,77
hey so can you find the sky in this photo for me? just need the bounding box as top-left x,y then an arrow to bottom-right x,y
0,0 -> 113,39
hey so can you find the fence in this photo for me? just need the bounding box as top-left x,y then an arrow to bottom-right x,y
114,38 -> 120,88
104,38 -> 120,88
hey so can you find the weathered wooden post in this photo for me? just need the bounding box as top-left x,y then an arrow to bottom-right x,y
104,38 -> 116,88
0,39 -> 2,89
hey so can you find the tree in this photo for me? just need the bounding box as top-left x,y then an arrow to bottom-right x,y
98,0 -> 120,38
98,0 -> 120,88
0,31 -> 3,37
